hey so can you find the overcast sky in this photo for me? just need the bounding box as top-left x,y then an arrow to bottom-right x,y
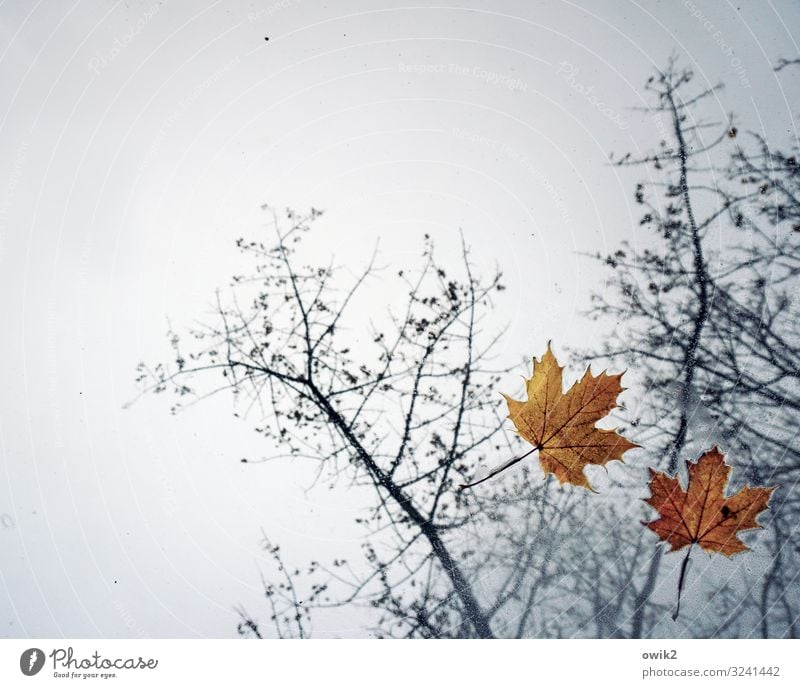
0,0 -> 798,638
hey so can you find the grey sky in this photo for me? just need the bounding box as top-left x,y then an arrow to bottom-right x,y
0,0 -> 798,637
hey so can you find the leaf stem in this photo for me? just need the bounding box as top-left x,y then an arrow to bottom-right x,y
459,447 -> 537,489
672,543 -> 694,621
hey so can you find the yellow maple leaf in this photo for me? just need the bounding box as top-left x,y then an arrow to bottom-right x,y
462,344 -> 638,490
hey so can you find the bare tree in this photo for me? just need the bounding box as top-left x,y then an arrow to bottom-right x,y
137,207 -> 531,637
587,57 -> 800,637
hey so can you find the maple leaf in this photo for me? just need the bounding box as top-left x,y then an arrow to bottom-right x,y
645,446 -> 775,557
644,447 -> 776,619
461,343 -> 637,490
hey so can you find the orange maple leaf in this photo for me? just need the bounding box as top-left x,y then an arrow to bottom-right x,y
645,446 -> 776,557
461,343 -> 638,490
